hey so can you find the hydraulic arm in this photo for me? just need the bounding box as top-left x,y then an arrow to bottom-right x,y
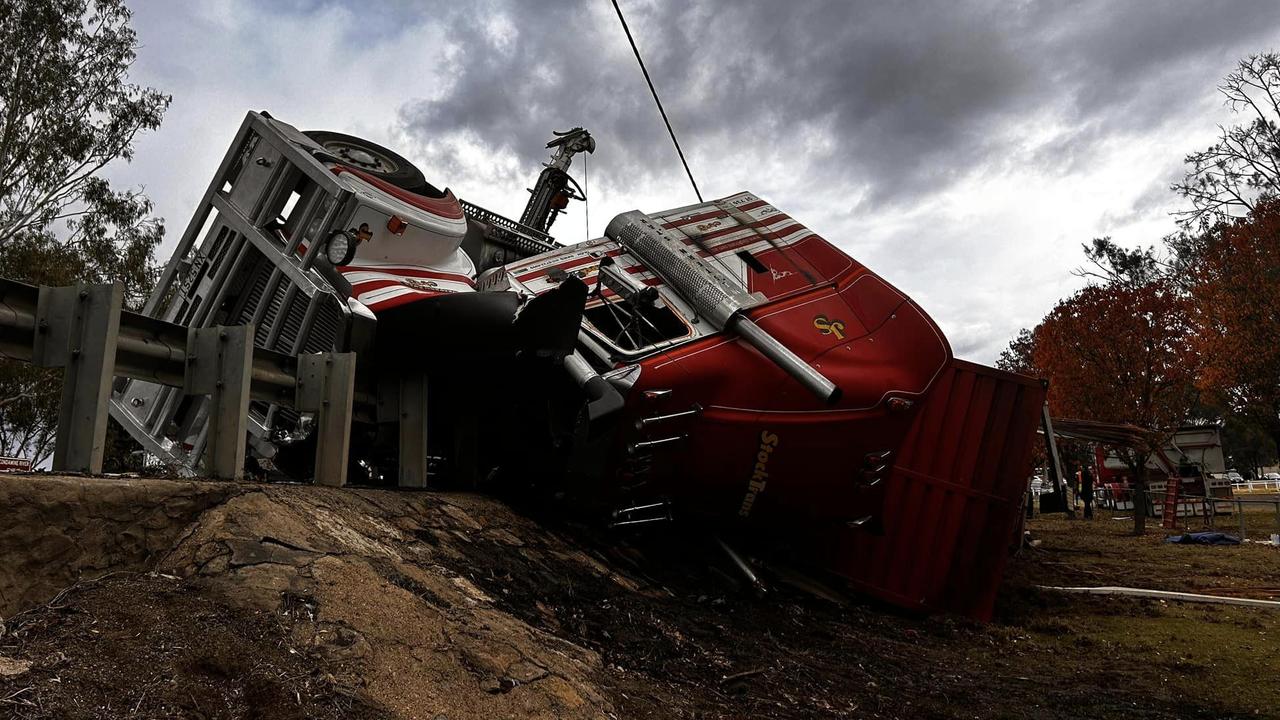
519,127 -> 595,234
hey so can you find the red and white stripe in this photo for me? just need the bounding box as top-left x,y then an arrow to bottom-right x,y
504,192 -> 817,299
340,260 -> 475,313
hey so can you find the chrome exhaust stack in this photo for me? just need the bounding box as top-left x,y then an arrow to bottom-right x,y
605,210 -> 841,404
730,316 -> 841,403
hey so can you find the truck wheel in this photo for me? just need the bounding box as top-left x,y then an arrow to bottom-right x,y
303,130 -> 428,192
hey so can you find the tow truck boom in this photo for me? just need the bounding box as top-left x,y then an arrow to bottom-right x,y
519,127 -> 595,233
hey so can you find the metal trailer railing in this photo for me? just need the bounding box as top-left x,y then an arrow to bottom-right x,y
459,199 -> 559,257
112,111 -> 369,473
0,279 -> 356,484
1189,492 -> 1280,540
1093,486 -> 1235,516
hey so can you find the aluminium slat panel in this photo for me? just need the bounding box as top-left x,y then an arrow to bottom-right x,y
906,475 -> 955,589
904,480 -> 949,596
907,363 -> 956,465
942,371 -> 1037,617
992,381 -> 1039,496
874,466 -> 930,588
917,481 -> 970,600
949,366 -> 1040,617
944,495 -> 997,616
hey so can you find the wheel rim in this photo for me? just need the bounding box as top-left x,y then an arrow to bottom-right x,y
322,140 -> 400,175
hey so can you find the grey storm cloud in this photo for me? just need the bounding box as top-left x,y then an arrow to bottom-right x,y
115,0 -> 1280,364
393,0 -> 1280,210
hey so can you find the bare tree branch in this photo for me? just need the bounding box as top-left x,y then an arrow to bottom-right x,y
1175,54 -> 1280,227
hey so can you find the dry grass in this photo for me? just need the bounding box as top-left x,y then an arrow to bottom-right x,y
1022,512 -> 1280,595
992,513 -> 1280,718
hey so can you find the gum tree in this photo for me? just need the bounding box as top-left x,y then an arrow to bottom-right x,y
0,0 -> 168,463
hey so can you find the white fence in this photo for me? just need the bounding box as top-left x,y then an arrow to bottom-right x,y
1232,478 -> 1280,492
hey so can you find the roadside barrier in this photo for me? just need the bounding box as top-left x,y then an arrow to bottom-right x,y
0,279 -> 355,484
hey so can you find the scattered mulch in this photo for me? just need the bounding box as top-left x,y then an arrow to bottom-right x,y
0,572 -> 389,720
436,513 -> 1280,720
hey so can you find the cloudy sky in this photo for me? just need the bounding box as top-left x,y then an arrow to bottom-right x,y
108,0 -> 1280,363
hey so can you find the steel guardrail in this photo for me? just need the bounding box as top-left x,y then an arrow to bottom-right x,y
0,278 -> 356,484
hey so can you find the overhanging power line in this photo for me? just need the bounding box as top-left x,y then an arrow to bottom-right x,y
610,0 -> 703,203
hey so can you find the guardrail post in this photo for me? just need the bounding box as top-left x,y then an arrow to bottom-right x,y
184,324 -> 254,479
397,373 -> 429,489
33,283 -> 123,473
1238,498 -> 1246,540
296,352 -> 356,487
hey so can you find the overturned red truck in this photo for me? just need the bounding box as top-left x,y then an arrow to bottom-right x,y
111,112 -> 1044,619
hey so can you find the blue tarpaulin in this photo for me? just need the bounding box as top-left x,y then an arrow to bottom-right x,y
1164,532 -> 1241,545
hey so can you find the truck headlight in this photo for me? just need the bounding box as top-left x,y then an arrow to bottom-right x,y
325,230 -> 358,266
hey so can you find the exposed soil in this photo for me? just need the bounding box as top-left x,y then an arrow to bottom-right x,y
0,475 -> 239,616
1,475 -> 1278,719
0,573 -> 389,719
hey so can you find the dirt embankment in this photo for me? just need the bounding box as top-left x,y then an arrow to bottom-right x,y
0,476 -> 241,617
1,476 -> 1279,720
2,477 -> 614,719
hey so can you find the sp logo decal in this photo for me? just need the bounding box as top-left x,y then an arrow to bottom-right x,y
813,315 -> 847,340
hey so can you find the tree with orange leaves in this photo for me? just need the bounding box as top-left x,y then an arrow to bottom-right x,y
1027,277 -> 1197,534
1186,199 -> 1280,455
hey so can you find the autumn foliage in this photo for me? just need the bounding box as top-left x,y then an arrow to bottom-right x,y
1033,280 -> 1196,429
993,54 -> 1280,534
1022,279 -> 1197,533
1187,199 -> 1280,451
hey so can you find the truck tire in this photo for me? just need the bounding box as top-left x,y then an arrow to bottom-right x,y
303,130 -> 429,192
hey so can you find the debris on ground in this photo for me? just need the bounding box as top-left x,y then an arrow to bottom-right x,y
1165,532 -> 1242,545
2,475 -> 1278,719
